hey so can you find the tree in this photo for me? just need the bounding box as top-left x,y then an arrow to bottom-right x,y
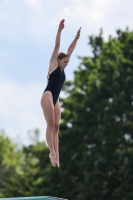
41,29 -> 133,200
0,130 -> 21,197
1,129 -> 50,197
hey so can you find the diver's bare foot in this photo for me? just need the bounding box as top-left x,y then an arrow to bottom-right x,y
49,153 -> 56,167
56,154 -> 60,168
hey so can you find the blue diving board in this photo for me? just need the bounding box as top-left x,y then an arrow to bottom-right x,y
0,196 -> 68,200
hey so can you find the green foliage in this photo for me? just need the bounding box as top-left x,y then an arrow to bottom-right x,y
0,130 -> 21,197
1,130 -> 50,197
58,29 -> 133,200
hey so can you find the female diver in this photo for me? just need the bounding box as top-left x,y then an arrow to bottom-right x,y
41,19 -> 81,167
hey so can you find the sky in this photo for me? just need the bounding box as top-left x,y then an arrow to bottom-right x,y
0,0 -> 133,145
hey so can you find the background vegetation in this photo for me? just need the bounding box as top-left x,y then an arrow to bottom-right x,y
0,29 -> 133,200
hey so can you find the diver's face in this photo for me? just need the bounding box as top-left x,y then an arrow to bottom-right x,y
58,57 -> 69,68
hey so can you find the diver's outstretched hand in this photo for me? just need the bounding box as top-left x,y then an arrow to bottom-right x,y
76,27 -> 82,39
58,19 -> 65,31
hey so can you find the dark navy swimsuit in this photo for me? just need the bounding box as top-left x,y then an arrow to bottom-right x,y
44,66 -> 66,105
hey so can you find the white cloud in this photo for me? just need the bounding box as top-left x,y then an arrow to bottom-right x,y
0,0 -> 21,40
0,0 -> 47,41
26,0 -> 43,9
0,81 -> 46,144
0,0 -> 132,42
